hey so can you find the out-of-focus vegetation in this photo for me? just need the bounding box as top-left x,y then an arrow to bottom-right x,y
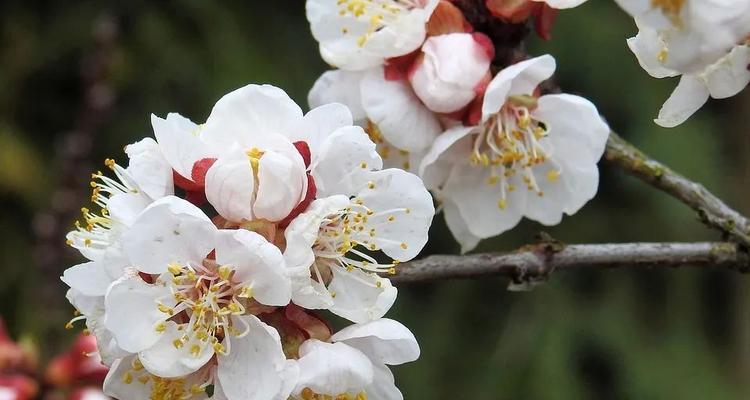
1,1 -> 749,399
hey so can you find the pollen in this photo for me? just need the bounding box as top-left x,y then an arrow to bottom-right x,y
498,199 -> 507,210
546,170 -> 560,182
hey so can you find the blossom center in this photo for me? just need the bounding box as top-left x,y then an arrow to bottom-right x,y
120,357 -> 209,400
312,199 -> 406,276
337,0 -> 421,47
154,260 -> 252,356
651,0 -> 685,27
471,97 -> 559,209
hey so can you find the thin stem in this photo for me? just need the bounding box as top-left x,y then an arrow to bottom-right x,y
391,242 -> 750,284
605,132 -> 750,247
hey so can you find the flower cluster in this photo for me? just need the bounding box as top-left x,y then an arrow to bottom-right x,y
619,0 -> 750,126
307,0 -> 610,252
62,85 -> 434,399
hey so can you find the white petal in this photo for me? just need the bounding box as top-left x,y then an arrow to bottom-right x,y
361,68 -> 441,153
533,94 -> 610,163
124,137 -> 174,199
290,102 -> 354,150
308,70 -> 367,120
214,229 -> 291,306
328,266 -> 397,324
626,26 -> 679,79
482,55 -> 556,119
354,169 -> 434,261
655,74 -> 710,128
418,126 -> 475,190
106,191 -> 151,228
442,198 -> 482,254
151,113 -> 209,180
201,84 -> 303,151
61,261 -> 112,297
205,149 -> 256,222
705,45 -> 750,99
364,363 -> 402,400
442,164 -> 526,238
104,276 -> 171,353
312,126 -> 383,197
103,357 -> 152,400
410,33 -> 491,113
533,0 -> 588,8
295,340 -> 374,396
121,196 -> 215,274
139,321 -> 214,378
253,151 -> 307,222
331,318 -> 420,365
218,315 -> 287,400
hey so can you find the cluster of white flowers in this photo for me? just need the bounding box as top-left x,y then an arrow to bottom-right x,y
618,0 -> 750,127
307,0 -> 610,252
62,84 -> 435,399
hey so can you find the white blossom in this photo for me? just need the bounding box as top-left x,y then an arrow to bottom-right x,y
62,138 -> 173,364
420,55 -> 609,252
617,0 -> 750,74
283,168 -> 434,323
629,30 -> 750,127
306,0 -> 439,70
290,318 -> 419,400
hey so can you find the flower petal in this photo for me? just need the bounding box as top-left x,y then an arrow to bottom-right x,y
121,196 -> 215,274
331,318 -> 420,365
215,229 -> 291,306
61,261 -> 112,297
482,54 -> 556,118
139,321 -> 214,378
328,266 -> 397,324
150,113 -> 208,180
312,126 -> 383,197
103,357 -> 152,400
201,84 -> 303,151
124,137 -> 174,200
205,149 -> 256,222
294,340 -> 374,396
442,197 -> 482,253
308,70 -> 367,121
217,315 -> 288,400
289,103 -> 354,150
361,67 -> 441,152
104,276 -> 171,353
354,169 -> 434,261
253,150 -> 308,222
655,74 -> 710,128
705,45 -> 750,99
442,164 -> 526,238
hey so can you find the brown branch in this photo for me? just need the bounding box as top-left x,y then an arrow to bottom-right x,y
391,242 -> 750,284
605,133 -> 750,248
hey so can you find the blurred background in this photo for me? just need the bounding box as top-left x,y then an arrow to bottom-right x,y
1,1 -> 749,399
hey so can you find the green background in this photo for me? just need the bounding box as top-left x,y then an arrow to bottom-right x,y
1,1 -> 749,398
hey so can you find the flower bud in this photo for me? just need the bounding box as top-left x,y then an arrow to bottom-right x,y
409,32 -> 493,113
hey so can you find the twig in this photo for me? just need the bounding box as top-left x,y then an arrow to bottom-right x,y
605,132 -> 750,248
391,242 -> 750,284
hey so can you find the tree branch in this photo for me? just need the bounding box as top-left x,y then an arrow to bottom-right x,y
391,242 -> 750,284
605,133 -> 750,248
